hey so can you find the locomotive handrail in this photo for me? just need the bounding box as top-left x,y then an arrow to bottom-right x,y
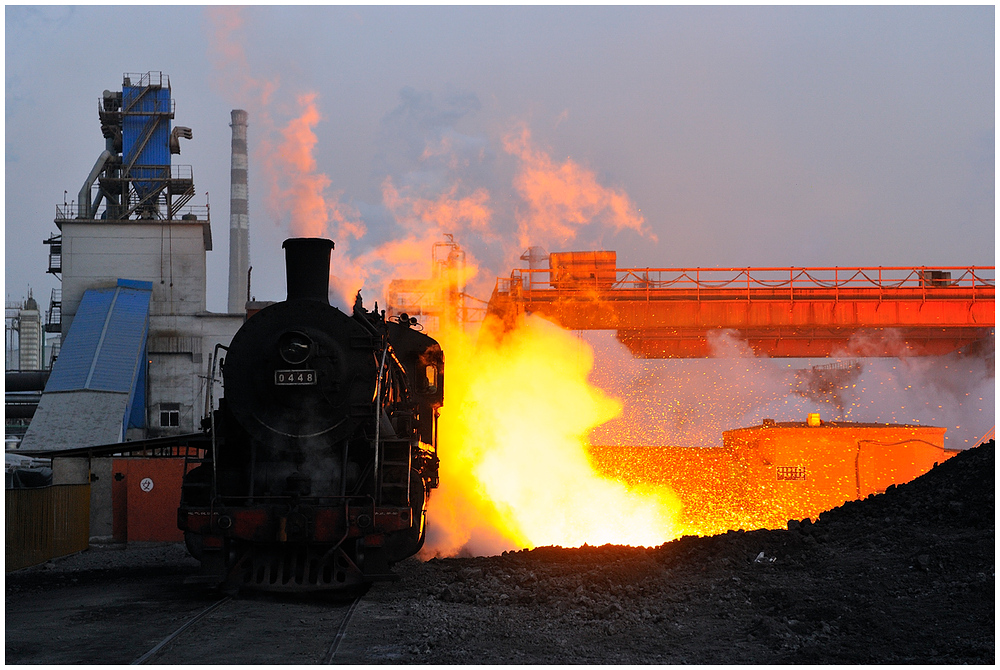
373,345 -> 390,505
209,343 -> 228,507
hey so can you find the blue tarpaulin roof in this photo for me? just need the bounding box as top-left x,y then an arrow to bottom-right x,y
44,279 -> 151,433
19,280 -> 152,450
46,280 -> 151,393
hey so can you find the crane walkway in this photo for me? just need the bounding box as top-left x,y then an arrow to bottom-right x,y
487,264 -> 994,358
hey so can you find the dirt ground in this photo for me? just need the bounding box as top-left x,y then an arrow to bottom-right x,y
7,441 -> 993,664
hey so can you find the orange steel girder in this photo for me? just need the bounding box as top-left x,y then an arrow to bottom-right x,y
487,267 -> 995,358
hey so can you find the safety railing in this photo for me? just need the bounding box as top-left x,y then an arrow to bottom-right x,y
45,288 -> 61,333
55,200 -> 208,222
498,266 -> 995,298
123,71 -> 169,90
171,164 -> 194,181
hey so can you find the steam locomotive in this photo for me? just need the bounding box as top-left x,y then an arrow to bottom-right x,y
178,238 -> 443,592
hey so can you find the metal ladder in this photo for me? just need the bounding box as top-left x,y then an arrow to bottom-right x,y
378,439 -> 412,506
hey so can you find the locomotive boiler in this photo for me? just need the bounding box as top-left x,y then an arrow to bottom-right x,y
178,238 -> 443,592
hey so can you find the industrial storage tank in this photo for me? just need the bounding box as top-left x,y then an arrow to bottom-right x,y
589,415 -> 958,535
723,417 -> 956,528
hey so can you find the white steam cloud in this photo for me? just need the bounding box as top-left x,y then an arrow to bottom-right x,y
587,330 -> 995,449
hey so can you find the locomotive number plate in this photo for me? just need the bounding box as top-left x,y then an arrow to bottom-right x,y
274,370 -> 318,386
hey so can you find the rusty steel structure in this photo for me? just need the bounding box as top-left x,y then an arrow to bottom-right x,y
488,262 -> 995,358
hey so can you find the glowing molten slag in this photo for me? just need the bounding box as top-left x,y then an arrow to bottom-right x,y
422,314 -> 682,557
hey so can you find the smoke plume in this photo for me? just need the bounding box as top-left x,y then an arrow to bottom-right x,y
503,123 -> 655,250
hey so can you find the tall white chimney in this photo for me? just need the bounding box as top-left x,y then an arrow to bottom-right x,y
228,109 -> 250,313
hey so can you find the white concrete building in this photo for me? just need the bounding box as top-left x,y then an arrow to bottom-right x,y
57,218 -> 243,438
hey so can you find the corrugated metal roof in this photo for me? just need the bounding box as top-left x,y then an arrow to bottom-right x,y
46,279 -> 151,394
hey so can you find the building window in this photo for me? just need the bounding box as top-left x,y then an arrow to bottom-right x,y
160,403 -> 180,427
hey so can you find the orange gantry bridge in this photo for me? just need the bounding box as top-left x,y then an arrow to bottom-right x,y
487,261 -> 995,358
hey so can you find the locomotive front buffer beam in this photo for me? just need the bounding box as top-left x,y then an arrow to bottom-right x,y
179,499 -> 415,591
179,501 -> 413,546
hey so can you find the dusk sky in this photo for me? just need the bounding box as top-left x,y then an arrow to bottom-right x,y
5,5 -> 995,313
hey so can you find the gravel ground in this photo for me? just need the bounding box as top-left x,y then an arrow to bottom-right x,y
6,542 -> 198,595
9,441 -> 994,664
340,440 -> 995,664
12,541 -> 197,573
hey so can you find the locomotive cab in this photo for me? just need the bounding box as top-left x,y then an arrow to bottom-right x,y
178,238 -> 443,592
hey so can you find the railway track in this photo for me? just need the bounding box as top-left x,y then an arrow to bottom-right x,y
132,589 -> 368,665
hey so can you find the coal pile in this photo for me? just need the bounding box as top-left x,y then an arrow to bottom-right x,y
350,441 -> 994,664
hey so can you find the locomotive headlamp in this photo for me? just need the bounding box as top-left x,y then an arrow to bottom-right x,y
278,331 -> 313,364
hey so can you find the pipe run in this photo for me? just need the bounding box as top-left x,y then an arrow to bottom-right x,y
77,150 -> 113,219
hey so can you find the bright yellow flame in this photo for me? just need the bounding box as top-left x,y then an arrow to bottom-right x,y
422,313 -> 683,556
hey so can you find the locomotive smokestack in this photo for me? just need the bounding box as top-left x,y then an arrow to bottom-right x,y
228,109 -> 250,313
282,238 -> 335,304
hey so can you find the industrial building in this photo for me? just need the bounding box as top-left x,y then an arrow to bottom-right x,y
19,72 -> 248,452
7,72 -> 254,554
5,293 -> 57,445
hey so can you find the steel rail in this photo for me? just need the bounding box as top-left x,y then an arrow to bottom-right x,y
322,589 -> 369,664
131,587 -> 367,665
131,596 -> 232,664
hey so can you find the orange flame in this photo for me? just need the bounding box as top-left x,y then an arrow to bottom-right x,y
368,122 -> 680,555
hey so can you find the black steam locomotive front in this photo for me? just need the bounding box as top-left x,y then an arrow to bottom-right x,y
178,238 -> 443,592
